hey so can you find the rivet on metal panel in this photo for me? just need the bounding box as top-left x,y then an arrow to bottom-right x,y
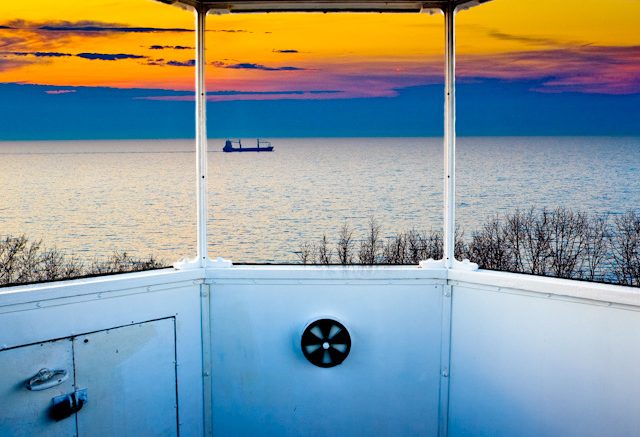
36,302 -> 42,308
201,289 -> 209,298
203,371 -> 210,377
441,368 -> 449,378
444,290 -> 451,297
97,292 -> 103,299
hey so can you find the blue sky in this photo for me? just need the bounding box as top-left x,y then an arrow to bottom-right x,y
1,1 -> 639,140
1,80 -> 638,140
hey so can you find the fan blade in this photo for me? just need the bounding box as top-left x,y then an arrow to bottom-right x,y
331,330 -> 348,344
322,350 -> 332,364
310,326 -> 324,339
305,344 -> 321,354
328,324 -> 341,340
331,343 -> 347,353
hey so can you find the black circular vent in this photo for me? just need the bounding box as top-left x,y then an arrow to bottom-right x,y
301,319 -> 351,368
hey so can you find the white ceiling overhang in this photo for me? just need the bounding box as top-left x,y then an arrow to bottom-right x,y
155,0 -> 491,13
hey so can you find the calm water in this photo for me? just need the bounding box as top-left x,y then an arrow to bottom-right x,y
1,137 -> 638,263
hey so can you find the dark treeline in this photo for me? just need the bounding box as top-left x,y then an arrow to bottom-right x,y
2,208 -> 639,287
297,209 -> 640,287
0,235 -> 165,287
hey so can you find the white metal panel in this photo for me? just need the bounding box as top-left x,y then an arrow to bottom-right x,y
75,319 -> 178,437
449,268 -> 640,308
448,285 -> 640,437
0,339 -> 75,437
0,276 -> 204,437
210,280 -> 444,436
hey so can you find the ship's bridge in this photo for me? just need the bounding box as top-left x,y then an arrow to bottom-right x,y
1,1 -> 639,436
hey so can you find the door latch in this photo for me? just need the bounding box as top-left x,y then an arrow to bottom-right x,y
50,389 -> 88,421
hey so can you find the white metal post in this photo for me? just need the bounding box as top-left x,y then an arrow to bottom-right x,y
443,4 -> 456,269
175,5 -> 231,270
195,5 -> 208,268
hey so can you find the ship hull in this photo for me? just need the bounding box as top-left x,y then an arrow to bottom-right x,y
223,147 -> 274,152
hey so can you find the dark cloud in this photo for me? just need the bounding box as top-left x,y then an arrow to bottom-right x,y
2,50 -> 148,62
39,23 -> 192,33
167,59 -> 196,67
0,35 -> 29,50
45,89 -> 76,95
1,20 -> 192,34
486,30 -> 586,48
458,45 -> 640,94
143,58 -> 196,67
0,57 -> 29,72
225,62 -> 305,71
207,89 -> 338,96
145,58 -> 165,66
212,29 -> 250,33
488,31 -> 562,46
273,49 -> 299,54
149,45 -> 193,50
8,51 -> 72,57
76,52 -> 145,61
135,88 -> 343,102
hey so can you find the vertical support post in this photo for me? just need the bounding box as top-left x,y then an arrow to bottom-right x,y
443,4 -> 456,269
438,284 -> 453,437
200,283 -> 213,437
195,5 -> 208,268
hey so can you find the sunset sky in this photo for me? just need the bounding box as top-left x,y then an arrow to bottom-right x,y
0,0 -> 639,139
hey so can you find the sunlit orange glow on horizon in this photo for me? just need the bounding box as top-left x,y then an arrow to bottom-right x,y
0,0 -> 638,97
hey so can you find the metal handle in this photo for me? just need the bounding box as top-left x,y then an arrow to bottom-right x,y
26,368 -> 69,391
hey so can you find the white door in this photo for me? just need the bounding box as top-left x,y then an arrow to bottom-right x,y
0,338 -> 76,437
74,318 -> 178,437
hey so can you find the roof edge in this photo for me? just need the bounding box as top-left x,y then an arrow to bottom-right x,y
156,0 -> 492,13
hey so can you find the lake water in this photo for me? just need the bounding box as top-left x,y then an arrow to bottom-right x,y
1,137 -> 638,263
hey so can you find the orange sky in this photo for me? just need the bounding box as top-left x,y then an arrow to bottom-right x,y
0,0 -> 638,97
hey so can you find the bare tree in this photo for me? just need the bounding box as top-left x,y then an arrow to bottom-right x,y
358,217 -> 382,264
503,210 -> 526,272
521,207 -> 552,275
582,215 -> 609,281
610,211 -> 640,286
293,210 -> 639,287
548,208 -> 588,278
405,229 -> 424,264
382,233 -> 406,264
422,230 -> 443,261
336,222 -> 354,265
317,234 -> 332,264
296,241 -> 315,264
468,216 -> 511,271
